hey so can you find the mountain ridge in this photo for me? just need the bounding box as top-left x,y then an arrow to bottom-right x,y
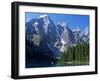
26,14 -> 89,60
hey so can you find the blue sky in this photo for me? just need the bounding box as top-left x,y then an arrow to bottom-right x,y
25,12 -> 89,31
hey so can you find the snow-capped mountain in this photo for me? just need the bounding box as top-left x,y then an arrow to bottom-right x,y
26,14 -> 63,60
57,22 -> 75,47
80,27 -> 89,43
72,27 -> 89,43
26,14 -> 89,61
72,28 -> 82,44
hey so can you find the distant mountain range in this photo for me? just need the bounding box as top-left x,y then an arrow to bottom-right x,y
26,14 -> 89,61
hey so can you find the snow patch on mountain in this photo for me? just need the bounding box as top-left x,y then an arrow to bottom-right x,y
72,27 -> 80,32
58,22 -> 67,27
38,14 -> 48,18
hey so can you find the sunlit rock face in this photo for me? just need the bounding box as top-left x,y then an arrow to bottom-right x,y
57,22 -> 75,48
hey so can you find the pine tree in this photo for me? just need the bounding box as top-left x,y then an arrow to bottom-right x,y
57,43 -> 89,66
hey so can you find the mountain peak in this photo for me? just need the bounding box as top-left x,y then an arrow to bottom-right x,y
72,27 -> 80,32
38,14 -> 48,18
58,22 -> 67,27
37,14 -> 50,26
84,27 -> 89,35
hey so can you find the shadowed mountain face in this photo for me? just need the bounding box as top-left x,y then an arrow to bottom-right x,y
25,14 -> 89,68
26,15 -> 63,61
